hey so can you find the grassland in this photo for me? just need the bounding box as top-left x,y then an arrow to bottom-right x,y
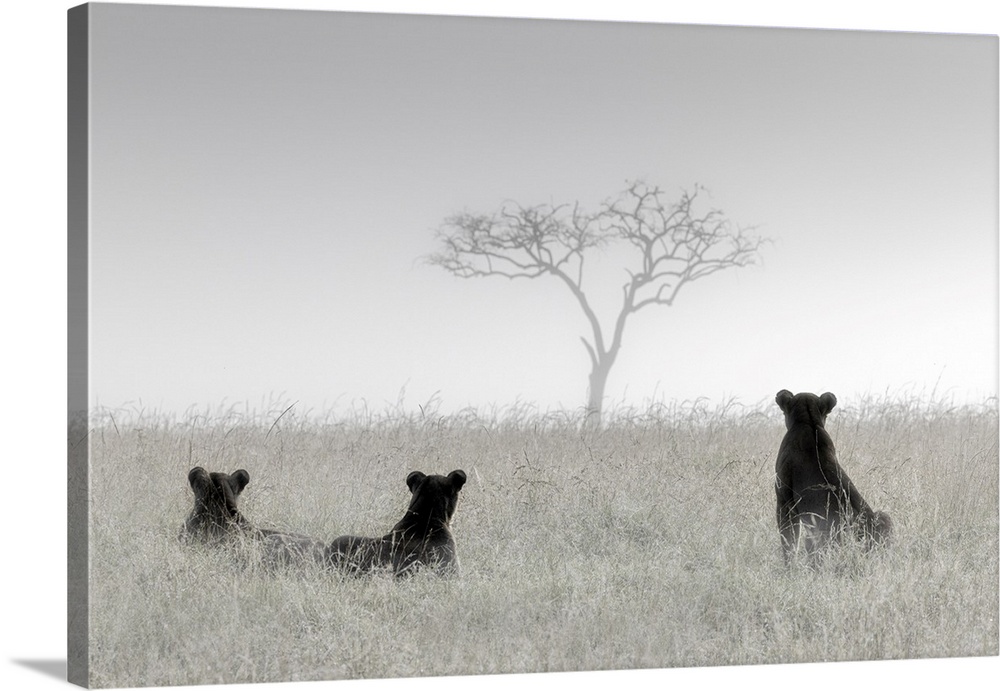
82,394 -> 998,688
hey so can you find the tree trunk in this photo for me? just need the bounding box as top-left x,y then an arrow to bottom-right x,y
585,358 -> 613,428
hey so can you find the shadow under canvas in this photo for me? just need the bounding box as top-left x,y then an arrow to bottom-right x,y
11,659 -> 67,682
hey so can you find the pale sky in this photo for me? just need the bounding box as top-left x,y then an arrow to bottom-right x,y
85,2 -> 998,418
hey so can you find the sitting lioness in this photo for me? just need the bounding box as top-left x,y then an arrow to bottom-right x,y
328,469 -> 467,577
774,390 -> 893,564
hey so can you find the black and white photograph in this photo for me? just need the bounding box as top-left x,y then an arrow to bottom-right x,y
3,2 -> 999,691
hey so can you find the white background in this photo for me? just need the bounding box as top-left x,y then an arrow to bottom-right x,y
1,2 -> 997,691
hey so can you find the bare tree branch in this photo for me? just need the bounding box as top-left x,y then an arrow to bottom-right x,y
579,336 -> 598,369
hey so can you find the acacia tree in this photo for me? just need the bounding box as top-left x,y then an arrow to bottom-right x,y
428,180 -> 766,426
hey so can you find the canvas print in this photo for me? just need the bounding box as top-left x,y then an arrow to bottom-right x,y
67,3 -> 999,688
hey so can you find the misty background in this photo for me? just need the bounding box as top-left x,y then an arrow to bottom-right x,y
87,4 -> 998,418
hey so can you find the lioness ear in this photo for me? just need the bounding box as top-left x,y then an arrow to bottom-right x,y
406,471 -> 426,492
775,389 -> 794,411
188,467 -> 211,493
819,392 -> 837,413
448,469 -> 467,491
230,469 -> 250,495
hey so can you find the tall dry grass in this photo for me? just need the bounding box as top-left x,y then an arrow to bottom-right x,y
83,394 -> 998,687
